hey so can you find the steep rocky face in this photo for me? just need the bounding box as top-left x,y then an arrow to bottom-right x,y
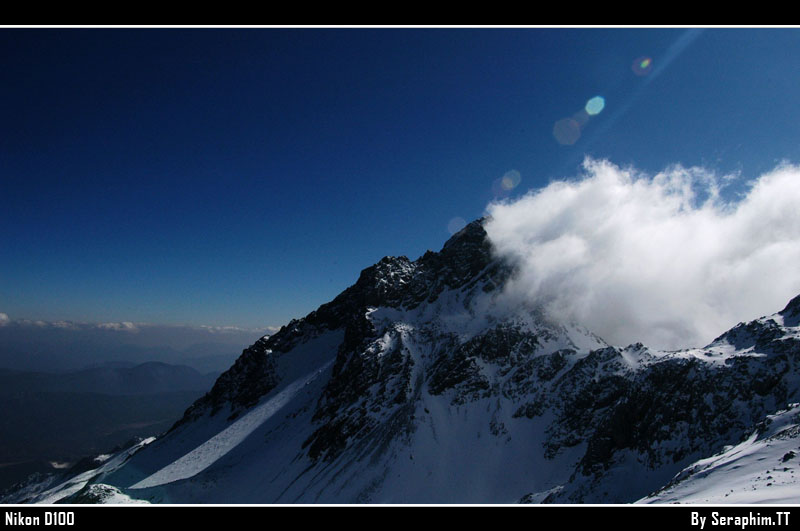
176,218 -> 511,426
301,219 -> 515,462
178,335 -> 279,421
780,294 -> 800,326
537,310 -> 800,502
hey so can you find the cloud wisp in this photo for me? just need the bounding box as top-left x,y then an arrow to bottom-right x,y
485,158 -> 800,350
0,317 -> 277,372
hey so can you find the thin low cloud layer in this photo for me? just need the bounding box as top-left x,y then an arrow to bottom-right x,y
97,321 -> 139,332
485,158 -> 800,350
0,318 -> 276,372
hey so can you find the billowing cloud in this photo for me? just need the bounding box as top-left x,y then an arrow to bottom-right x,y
485,158 -> 800,350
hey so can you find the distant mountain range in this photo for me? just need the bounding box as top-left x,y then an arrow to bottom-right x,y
0,362 -> 222,493
0,362 -> 217,396
6,219 -> 800,504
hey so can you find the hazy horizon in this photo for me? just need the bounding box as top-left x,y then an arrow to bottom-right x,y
0,316 -> 271,372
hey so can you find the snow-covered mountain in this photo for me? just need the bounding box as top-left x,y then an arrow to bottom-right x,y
6,218 -> 800,504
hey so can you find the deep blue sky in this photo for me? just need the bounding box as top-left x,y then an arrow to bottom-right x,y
3,27 -> 800,329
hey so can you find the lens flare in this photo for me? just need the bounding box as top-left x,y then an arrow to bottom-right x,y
573,109 -> 590,127
553,118 -> 581,145
447,217 -> 467,235
585,96 -> 605,116
501,169 -> 521,191
632,56 -> 653,76
491,178 -> 508,197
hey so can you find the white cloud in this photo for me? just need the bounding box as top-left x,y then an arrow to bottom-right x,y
96,321 -> 139,332
198,324 -> 273,334
485,158 -> 800,350
52,320 -> 79,330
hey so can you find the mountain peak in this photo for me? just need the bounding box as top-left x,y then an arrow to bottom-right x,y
442,217 -> 489,250
174,218 -> 506,422
780,293 -> 800,325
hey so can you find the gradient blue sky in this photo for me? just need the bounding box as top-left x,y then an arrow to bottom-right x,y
3,27 -> 800,329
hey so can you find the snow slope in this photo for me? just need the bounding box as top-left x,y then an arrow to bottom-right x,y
9,438 -> 154,504
129,359 -> 333,489
638,404 -> 800,504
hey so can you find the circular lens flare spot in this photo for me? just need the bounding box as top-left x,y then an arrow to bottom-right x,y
632,56 -> 653,76
501,170 -> 521,190
573,109 -> 590,127
447,217 -> 467,235
585,96 -> 605,116
553,118 -> 581,145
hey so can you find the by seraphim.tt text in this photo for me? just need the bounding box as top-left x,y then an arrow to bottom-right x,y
691,511 -> 790,529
